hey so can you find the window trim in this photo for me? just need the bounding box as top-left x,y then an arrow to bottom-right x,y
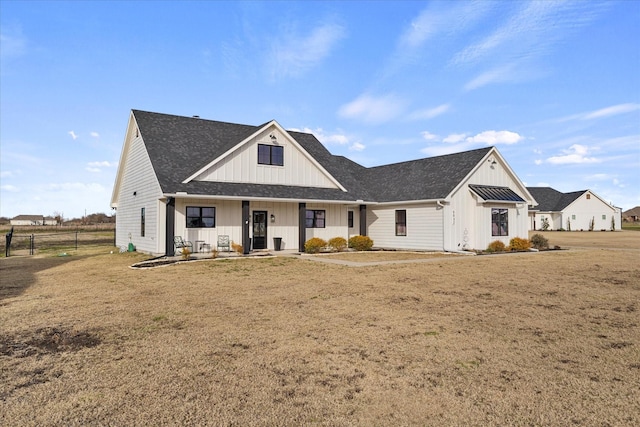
395,210 -> 407,236
257,144 -> 284,166
491,208 -> 508,237
186,206 -> 216,228
305,209 -> 326,228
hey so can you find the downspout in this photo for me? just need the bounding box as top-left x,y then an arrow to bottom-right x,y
436,200 -> 446,252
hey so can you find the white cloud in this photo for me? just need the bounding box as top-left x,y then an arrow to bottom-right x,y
292,127 -> 365,153
464,64 -> 516,91
43,182 -> 107,192
534,159 -> 543,165
1,184 -> 19,192
421,131 -> 438,141
349,142 -> 365,152
465,130 -> 523,145
452,2 -> 605,92
546,144 -> 600,165
270,22 -> 346,79
582,103 -> 640,120
443,133 -> 467,144
68,131 -> 78,140
86,161 -> 117,173
421,128 -> 524,156
0,26 -> 27,58
408,104 -> 451,120
399,1 -> 492,49
90,131 -> 100,138
338,93 -> 406,124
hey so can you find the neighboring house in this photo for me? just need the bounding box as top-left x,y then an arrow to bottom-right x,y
11,215 -> 45,226
527,187 -> 621,231
111,110 -> 536,255
43,216 -> 58,226
622,206 -> 640,222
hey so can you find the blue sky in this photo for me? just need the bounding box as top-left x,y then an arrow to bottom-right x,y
1,0 -> 639,220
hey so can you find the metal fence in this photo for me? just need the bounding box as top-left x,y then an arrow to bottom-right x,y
4,227 -> 116,257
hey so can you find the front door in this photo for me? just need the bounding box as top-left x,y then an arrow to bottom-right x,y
252,211 -> 268,249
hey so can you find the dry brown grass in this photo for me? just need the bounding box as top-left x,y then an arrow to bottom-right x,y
1,232 -> 639,426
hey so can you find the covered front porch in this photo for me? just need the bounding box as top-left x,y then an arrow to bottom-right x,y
163,197 -> 368,256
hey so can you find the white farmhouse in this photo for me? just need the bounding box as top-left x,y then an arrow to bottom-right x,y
111,110 -> 536,255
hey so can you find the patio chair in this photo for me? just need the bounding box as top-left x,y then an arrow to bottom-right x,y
174,236 -> 193,255
217,235 -> 230,252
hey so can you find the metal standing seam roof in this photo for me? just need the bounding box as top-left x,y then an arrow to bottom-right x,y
469,184 -> 526,202
132,110 -> 500,204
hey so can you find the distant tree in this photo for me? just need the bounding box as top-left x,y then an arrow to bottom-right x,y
53,211 -> 64,225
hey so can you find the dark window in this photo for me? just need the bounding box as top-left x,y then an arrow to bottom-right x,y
306,210 -> 325,228
141,207 -> 145,237
187,206 -> 216,228
492,208 -> 508,236
395,210 -> 406,236
258,144 -> 284,166
348,211 -> 354,228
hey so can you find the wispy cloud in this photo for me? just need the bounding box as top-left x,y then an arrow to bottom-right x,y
581,103 -> 640,120
0,25 -> 27,58
291,127 -> 364,152
1,184 -> 19,192
90,131 -> 100,138
68,131 -> 78,140
421,129 -> 525,156
546,144 -> 600,165
86,161 -> 117,173
408,104 -> 451,120
456,1 -> 606,90
270,21 -> 346,80
338,93 -> 406,124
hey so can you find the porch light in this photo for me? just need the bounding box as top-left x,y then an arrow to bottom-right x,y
270,214 -> 276,223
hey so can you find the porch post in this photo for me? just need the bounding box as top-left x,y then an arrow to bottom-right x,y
165,197 -> 175,256
242,201 -> 250,254
359,204 -> 367,236
298,203 -> 306,252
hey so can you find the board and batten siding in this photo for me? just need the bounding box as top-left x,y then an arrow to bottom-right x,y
171,200 -> 349,251
368,204 -> 443,250
304,203 -> 349,242
562,192 -> 621,231
446,154 -> 530,251
173,199 -> 243,251
115,131 -> 164,254
194,128 -> 339,189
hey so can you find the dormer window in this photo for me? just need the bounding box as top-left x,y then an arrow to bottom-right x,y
258,144 -> 284,166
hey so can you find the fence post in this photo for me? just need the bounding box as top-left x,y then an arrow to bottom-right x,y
75,230 -> 78,250
30,234 -> 34,255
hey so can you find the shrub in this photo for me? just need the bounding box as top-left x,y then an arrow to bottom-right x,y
348,235 -> 373,251
530,233 -> 549,250
328,237 -> 348,252
508,237 -> 531,251
486,240 -> 506,253
304,237 -> 327,254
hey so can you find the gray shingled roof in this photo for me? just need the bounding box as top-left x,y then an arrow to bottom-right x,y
527,187 -> 585,211
363,147 -> 492,202
132,110 -> 494,203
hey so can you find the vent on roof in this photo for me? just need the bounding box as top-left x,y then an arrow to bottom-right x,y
192,115 -> 200,118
